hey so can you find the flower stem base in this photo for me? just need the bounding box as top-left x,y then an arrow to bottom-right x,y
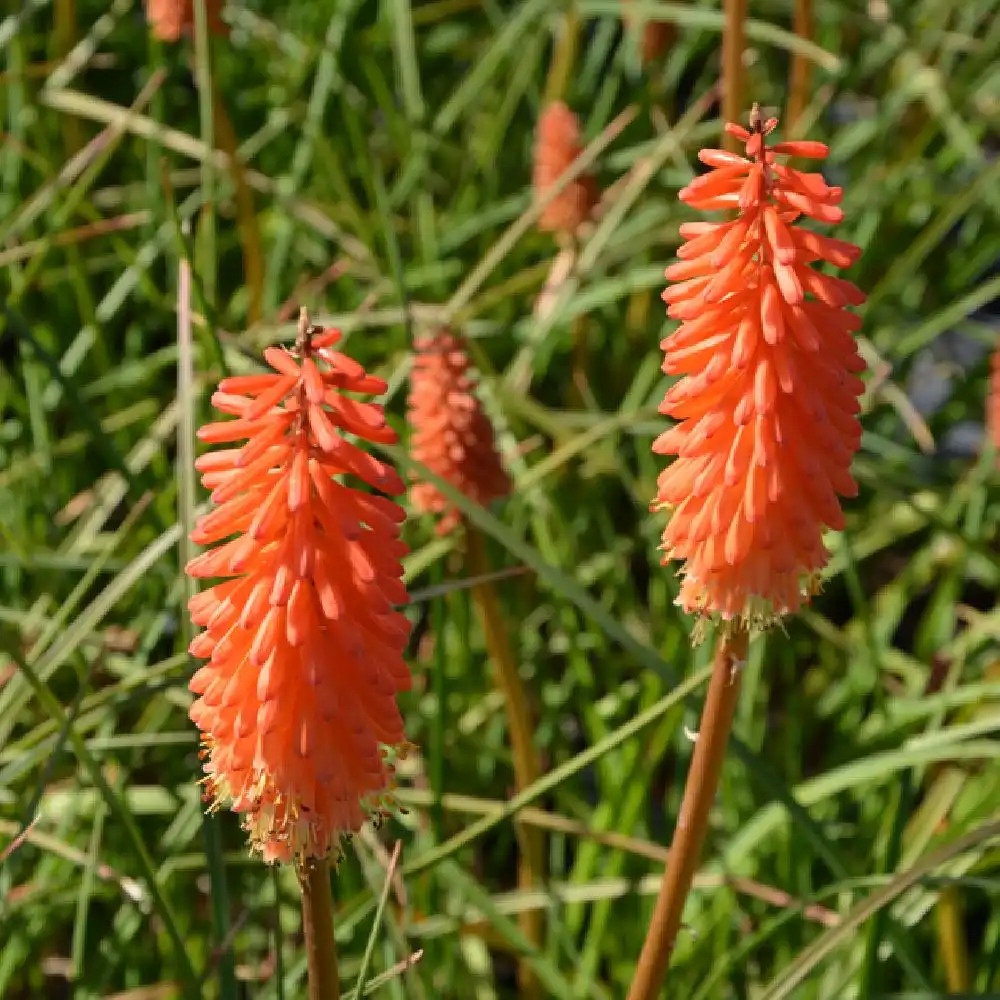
466,525 -> 545,1000
298,857 -> 340,1000
627,626 -> 748,1000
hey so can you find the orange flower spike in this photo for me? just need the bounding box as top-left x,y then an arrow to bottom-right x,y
653,106 -> 867,627
533,102 -> 599,238
186,310 -> 413,864
145,0 -> 227,42
407,330 -> 510,535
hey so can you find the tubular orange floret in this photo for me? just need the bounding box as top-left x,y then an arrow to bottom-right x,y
145,0 -> 227,41
533,102 -> 599,238
186,310 -> 413,864
407,329 -> 510,535
653,106 -> 866,629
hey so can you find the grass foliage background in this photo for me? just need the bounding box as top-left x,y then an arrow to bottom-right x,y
1,0 -> 1000,997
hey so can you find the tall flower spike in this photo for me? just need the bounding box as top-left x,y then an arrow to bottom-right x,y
533,102 -> 599,238
145,0 -> 227,41
653,106 -> 867,627
186,310 -> 413,863
407,330 -> 510,535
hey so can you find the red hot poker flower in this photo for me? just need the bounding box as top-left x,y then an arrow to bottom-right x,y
407,330 -> 510,535
653,108 -> 867,626
145,0 -> 227,41
186,312 -> 412,863
533,102 -> 599,238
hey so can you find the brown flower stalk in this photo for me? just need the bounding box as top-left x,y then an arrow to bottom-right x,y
620,1 -> 676,63
407,330 -> 543,996
721,0 -> 747,154
988,346 -> 1000,462
627,629 -> 748,1000
787,0 -> 814,138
